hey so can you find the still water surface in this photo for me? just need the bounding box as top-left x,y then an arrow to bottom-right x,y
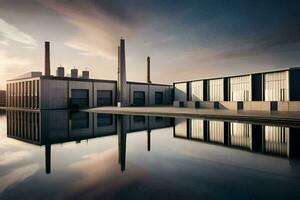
0,110 -> 300,199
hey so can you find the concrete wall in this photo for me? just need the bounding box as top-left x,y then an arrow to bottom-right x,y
149,85 -> 172,105
40,79 -> 68,109
128,83 -> 149,105
93,82 -> 117,106
69,80 -> 93,107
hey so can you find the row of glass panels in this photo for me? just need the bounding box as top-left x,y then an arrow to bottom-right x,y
175,71 -> 289,101
175,119 -> 289,156
6,80 -> 40,108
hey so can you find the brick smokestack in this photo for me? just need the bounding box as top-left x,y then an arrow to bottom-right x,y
147,56 -> 151,83
45,41 -> 50,76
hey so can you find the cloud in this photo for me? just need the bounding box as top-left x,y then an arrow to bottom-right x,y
161,35 -> 176,43
0,18 -> 37,46
42,0 -> 136,61
0,40 -> 9,46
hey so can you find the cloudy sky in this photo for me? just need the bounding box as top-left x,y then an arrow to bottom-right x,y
0,0 -> 300,89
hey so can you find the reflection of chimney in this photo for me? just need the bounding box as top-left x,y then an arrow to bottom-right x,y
45,41 -> 50,76
147,57 -> 151,83
147,130 -> 151,151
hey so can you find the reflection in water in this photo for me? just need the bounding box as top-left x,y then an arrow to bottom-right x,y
6,110 -> 172,174
174,118 -> 300,158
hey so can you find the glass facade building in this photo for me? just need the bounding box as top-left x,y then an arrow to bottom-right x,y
264,71 -> 289,101
208,79 -> 223,101
230,75 -> 251,101
191,81 -> 204,101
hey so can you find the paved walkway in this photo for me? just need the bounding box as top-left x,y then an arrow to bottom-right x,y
85,106 -> 300,127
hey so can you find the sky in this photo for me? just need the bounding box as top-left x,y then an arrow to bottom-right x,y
0,0 -> 300,89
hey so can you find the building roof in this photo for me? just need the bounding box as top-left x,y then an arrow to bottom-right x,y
174,66 -> 300,84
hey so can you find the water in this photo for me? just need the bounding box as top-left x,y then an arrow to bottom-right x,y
1,109 -> 300,199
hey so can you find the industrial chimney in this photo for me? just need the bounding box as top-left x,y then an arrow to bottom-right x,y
117,38 -> 128,107
147,56 -> 151,83
45,41 -> 50,76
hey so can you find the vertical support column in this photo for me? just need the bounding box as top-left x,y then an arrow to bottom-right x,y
204,80 -> 208,101
187,118 -> 191,139
224,78 -> 229,101
203,120 -> 209,142
224,121 -> 230,146
251,124 -> 263,152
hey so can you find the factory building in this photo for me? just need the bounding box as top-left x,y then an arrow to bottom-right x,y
173,118 -> 300,158
6,39 -> 172,110
174,67 -> 300,111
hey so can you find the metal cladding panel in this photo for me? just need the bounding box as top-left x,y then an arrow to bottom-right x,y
264,71 -> 289,101
174,82 -> 187,101
40,79 -> 68,109
229,75 -> 251,101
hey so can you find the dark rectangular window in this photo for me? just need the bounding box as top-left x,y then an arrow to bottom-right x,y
97,90 -> 112,106
70,89 -> 89,108
133,91 -> 145,105
97,114 -> 113,127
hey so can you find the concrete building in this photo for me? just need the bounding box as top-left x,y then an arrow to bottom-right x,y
174,67 -> 300,111
6,40 -> 172,110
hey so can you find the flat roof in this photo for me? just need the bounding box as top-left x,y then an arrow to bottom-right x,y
7,75 -> 172,86
174,66 -> 300,84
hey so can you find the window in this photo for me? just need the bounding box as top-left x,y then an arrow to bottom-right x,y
133,91 -> 145,105
97,90 -> 112,106
70,89 -> 89,108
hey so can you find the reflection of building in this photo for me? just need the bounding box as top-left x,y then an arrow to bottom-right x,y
6,110 -> 172,173
6,40 -> 172,110
173,118 -> 300,158
174,68 -> 300,111
0,90 -> 6,106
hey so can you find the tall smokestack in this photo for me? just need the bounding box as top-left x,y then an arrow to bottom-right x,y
117,38 -> 128,106
147,56 -> 151,83
45,41 -> 50,76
